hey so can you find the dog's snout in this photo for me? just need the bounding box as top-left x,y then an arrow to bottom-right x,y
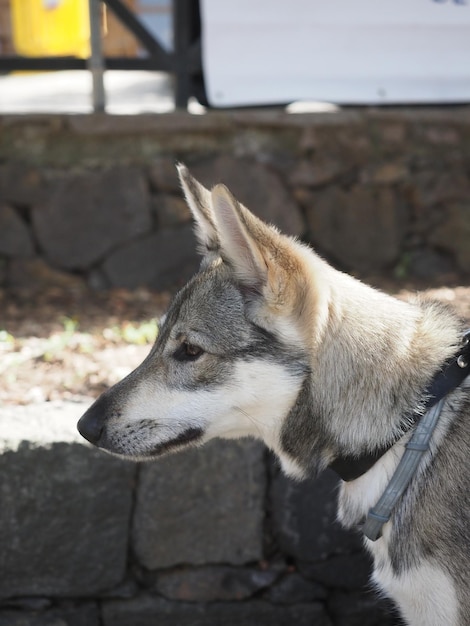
77,401 -> 106,445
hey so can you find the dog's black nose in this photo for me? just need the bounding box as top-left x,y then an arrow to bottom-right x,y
77,401 -> 105,445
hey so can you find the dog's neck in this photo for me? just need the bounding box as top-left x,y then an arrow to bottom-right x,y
280,258 -> 463,480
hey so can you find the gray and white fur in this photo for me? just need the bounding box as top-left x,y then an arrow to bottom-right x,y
78,165 -> 469,626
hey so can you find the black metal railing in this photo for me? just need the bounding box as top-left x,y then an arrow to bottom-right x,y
0,0 -> 204,110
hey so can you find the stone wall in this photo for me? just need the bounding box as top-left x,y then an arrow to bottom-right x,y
1,109 -> 469,294
1,109 -> 469,625
0,401 -> 398,626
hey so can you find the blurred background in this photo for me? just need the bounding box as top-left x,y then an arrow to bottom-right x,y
0,3 -> 469,626
0,0 -> 177,113
1,0 -> 470,112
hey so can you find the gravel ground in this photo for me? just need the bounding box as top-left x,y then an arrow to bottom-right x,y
1,282 -> 469,407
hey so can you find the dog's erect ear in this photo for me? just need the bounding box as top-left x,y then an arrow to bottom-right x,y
211,184 -> 267,293
211,184 -> 302,315
177,163 -> 219,254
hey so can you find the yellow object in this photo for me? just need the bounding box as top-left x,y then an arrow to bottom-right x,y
11,0 -> 90,58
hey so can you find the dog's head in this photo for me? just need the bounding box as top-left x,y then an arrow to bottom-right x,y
77,166 -> 322,475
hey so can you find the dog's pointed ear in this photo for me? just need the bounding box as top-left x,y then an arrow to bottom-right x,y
211,184 -> 267,294
211,185 -> 306,316
177,163 -> 219,254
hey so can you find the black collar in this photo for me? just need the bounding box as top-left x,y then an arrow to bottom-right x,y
329,330 -> 470,482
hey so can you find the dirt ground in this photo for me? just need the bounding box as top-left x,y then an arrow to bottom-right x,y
1,281 -> 469,407
0,286 -> 171,406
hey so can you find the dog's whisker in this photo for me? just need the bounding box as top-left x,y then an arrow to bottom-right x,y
234,406 -> 269,438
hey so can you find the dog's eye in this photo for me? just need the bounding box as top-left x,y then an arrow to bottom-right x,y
174,341 -> 204,362
184,342 -> 203,358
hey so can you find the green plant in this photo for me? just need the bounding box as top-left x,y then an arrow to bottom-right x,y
0,330 -> 15,344
394,253 -> 411,280
119,320 -> 158,345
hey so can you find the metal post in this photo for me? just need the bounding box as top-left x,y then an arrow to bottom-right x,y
173,0 -> 191,109
88,0 -> 106,113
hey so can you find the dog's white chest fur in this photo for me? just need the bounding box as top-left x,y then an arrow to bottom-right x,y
337,446 -> 459,626
371,550 -> 459,626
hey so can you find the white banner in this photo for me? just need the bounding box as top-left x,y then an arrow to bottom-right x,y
200,0 -> 470,106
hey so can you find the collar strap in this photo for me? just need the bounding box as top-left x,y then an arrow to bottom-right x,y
329,329 -> 470,482
363,395 -> 447,541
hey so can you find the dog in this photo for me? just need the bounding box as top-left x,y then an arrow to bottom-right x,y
78,165 -> 470,626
